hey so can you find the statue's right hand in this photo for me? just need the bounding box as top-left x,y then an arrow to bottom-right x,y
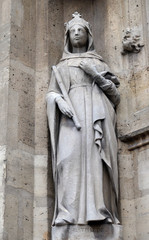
56,97 -> 73,118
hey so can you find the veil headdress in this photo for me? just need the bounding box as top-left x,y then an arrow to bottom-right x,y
64,12 -> 94,53
61,12 -> 103,61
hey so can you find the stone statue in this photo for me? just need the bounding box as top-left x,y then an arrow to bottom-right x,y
47,12 -> 122,240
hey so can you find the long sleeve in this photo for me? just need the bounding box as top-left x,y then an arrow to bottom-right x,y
94,63 -> 120,107
46,70 -> 62,102
94,75 -> 120,106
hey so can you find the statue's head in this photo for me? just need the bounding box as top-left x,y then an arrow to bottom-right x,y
64,12 -> 94,53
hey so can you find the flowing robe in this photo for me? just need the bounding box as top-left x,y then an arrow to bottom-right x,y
47,54 -> 120,226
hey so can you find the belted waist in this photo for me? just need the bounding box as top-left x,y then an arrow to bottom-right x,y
70,83 -> 92,89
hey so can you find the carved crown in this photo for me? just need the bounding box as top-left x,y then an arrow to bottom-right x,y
65,12 -> 91,32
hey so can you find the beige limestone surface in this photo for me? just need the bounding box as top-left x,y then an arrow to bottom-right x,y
0,0 -> 149,239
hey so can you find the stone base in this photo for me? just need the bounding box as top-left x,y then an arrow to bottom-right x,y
51,224 -> 123,240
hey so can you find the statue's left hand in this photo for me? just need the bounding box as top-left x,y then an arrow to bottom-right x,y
79,61 -> 98,78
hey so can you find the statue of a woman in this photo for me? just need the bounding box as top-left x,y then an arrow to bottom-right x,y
47,12 -> 120,228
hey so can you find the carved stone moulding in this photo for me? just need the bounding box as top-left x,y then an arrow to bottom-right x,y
119,126 -> 149,150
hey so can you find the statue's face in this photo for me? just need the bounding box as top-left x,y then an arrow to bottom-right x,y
69,24 -> 88,48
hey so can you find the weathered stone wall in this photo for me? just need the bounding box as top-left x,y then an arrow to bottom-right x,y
4,0 -> 36,239
0,0 -> 149,239
114,1 -> 149,240
0,0 -> 11,238
33,0 -> 64,239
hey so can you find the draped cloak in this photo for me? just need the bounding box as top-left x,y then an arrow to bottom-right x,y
47,50 -> 120,226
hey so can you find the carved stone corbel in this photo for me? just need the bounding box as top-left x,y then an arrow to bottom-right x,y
121,28 -> 144,55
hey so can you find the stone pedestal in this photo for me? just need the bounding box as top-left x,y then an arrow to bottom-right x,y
52,224 -> 123,240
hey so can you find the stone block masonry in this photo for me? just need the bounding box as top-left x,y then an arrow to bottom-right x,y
0,0 -> 149,239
